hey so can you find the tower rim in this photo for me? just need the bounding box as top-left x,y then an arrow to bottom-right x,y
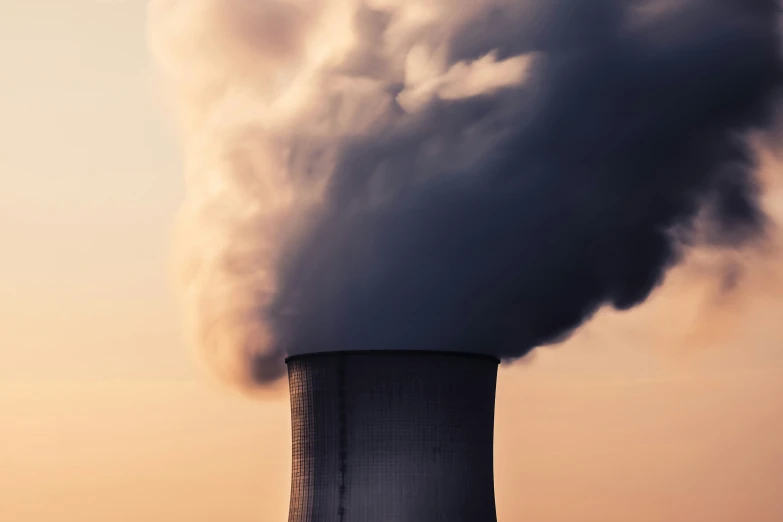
284,350 -> 500,365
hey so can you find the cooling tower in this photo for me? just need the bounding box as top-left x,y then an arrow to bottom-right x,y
286,350 -> 499,522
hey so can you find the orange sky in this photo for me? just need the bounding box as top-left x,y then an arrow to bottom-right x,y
1,2 -> 782,521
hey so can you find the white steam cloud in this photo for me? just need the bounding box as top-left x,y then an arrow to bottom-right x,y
149,0 -> 541,386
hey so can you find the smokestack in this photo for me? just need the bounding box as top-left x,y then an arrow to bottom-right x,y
286,351 -> 499,522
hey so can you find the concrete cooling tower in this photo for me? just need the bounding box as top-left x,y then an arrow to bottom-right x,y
286,350 -> 499,522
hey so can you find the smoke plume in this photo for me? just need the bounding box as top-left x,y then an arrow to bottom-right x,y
149,0 -> 783,388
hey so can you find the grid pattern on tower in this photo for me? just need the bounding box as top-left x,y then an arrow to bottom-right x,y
287,351 -> 499,522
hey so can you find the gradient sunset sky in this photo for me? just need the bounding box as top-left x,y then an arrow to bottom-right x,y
2,2 -> 783,521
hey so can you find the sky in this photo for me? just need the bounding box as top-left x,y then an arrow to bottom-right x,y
1,1 -> 783,521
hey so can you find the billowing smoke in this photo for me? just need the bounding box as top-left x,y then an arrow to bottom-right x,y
149,0 -> 783,389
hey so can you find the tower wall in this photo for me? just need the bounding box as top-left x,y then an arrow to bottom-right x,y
287,351 -> 499,522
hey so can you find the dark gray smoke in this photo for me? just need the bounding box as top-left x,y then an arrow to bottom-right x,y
152,0 -> 783,387
268,0 -> 783,368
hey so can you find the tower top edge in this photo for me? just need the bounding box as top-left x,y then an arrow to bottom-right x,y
284,350 -> 501,365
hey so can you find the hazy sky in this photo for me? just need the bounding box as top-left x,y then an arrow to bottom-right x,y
2,2 -> 782,521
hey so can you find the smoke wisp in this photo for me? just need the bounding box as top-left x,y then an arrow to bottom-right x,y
150,0 -> 783,388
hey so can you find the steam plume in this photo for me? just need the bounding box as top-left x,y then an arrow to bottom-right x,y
150,0 -> 783,388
